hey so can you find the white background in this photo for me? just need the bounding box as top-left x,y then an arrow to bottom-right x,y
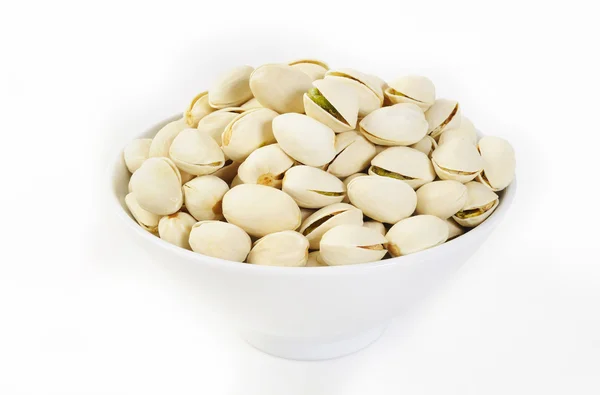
1,1 -> 599,394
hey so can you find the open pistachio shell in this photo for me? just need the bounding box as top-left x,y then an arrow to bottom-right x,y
320,224 -> 388,266
208,65 -> 254,109
325,68 -> 384,118
347,175 -> 417,224
425,99 -> 461,138
431,138 -> 483,182
369,146 -> 435,189
386,215 -> 448,256
385,76 -> 435,111
221,108 -> 278,161
169,128 -> 225,176
409,135 -> 438,158
240,97 -> 263,109
183,175 -> 229,221
282,166 -> 346,209
125,193 -> 160,233
328,131 -> 377,178
222,184 -> 301,237
247,230 -> 309,267
189,220 -> 251,262
299,203 -> 363,250
438,117 -> 477,146
306,251 -> 327,267
273,113 -> 336,167
149,117 -> 188,158
123,138 -> 152,173
158,212 -> 197,250
289,59 -> 329,81
250,64 -> 313,113
184,92 -> 215,127
477,136 -> 516,191
197,107 -> 245,146
130,157 -> 183,215
445,218 -> 465,240
363,221 -> 386,236
304,78 -> 359,133
359,103 -> 428,146
237,144 -> 294,188
453,181 -> 499,227
415,180 -> 468,219
342,173 -> 367,202
211,159 -> 241,184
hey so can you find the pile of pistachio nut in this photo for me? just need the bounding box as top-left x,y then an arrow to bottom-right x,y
123,60 -> 516,267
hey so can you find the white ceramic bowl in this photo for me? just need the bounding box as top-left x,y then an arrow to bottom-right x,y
110,114 -> 516,360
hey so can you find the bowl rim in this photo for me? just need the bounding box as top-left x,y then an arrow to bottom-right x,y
109,114 -> 516,274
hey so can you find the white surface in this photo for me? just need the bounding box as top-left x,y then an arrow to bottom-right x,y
1,0 -> 599,394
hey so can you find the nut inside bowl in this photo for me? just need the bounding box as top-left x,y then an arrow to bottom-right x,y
110,114 -> 516,360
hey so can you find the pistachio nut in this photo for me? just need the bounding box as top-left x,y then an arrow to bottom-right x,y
425,99 -> 461,138
386,215 -> 448,256
230,175 -> 243,187
288,59 -> 329,81
347,175 -> 417,224
325,68 -> 384,118
125,193 -> 160,233
249,64 -> 313,113
445,218 -> 465,240
240,97 -> 263,109
208,65 -> 254,109
272,113 -> 336,167
370,74 -> 388,94
305,251 -> 327,267
415,180 -> 468,219
359,103 -> 428,146
438,117 -> 477,146
369,146 -> 436,189
196,107 -> 245,145
183,175 -> 229,221
130,157 -> 183,215
169,128 -> 225,175
299,202 -> 363,249
384,75 -> 436,111
342,173 -> 367,202
158,212 -> 197,250
319,224 -> 388,266
247,230 -> 309,267
149,117 -> 188,158
222,184 -> 301,237
303,78 -> 359,133
363,221 -> 386,236
184,91 -> 215,127
282,166 -> 346,209
477,136 -> 516,191
237,144 -> 293,188
189,220 -> 251,262
123,138 -> 152,173
431,138 -> 483,182
211,159 -> 240,184
453,181 -> 499,227
409,135 -> 438,157
327,131 -> 377,178
221,108 -> 278,161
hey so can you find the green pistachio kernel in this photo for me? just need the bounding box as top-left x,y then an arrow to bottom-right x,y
370,166 -> 415,180
307,88 -> 345,123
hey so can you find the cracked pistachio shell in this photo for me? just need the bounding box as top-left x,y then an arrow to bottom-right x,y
328,131 -> 377,178
197,107 -> 245,146
325,68 -> 384,118
453,181 -> 499,227
125,193 -> 160,233
282,166 -> 346,209
273,113 -> 336,167
342,173 -> 367,202
347,175 -> 417,224
221,108 -> 278,161
415,180 -> 468,219
158,212 -> 196,250
237,144 -> 294,188
208,65 -> 254,109
240,97 -> 263,109
320,224 -> 387,266
425,99 -> 461,138
431,138 -> 483,182
149,117 -> 188,158
184,91 -> 215,127
211,159 -> 241,184
169,128 -> 225,175
304,78 -> 359,133
250,64 -> 313,113
438,117 -> 477,146
445,218 -> 465,240
369,146 -> 435,189
182,175 -> 229,221
477,136 -> 516,191
363,221 -> 386,236
359,103 -> 428,146
130,157 -> 183,215
306,251 -> 327,267
410,135 -> 438,157
299,203 -> 364,250
189,221 -> 251,262
222,184 -> 301,237
247,231 -> 309,267
289,59 -> 329,81
386,215 -> 448,256
123,138 -> 152,173
385,76 -> 436,111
